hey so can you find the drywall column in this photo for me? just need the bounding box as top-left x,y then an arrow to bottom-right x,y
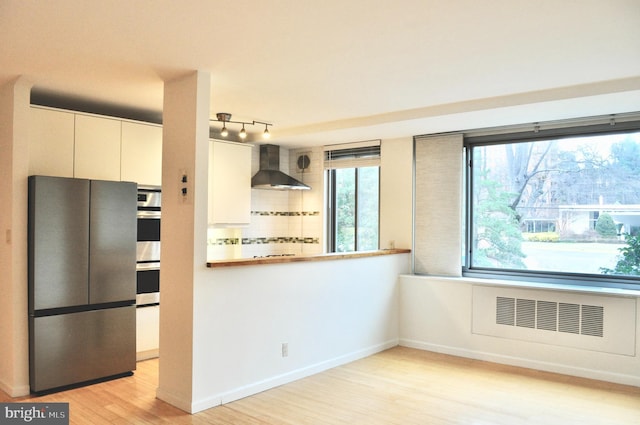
157,71 -> 210,412
0,77 -> 32,397
380,137 -> 413,250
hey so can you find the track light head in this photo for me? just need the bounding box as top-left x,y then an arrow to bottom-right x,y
239,124 -> 247,139
216,112 -> 232,122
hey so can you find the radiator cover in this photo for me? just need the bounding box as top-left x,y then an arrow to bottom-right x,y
472,285 -> 636,356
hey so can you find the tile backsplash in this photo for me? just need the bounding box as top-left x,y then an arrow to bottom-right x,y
207,145 -> 324,260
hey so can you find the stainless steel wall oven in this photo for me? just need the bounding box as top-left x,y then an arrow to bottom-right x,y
136,186 -> 161,306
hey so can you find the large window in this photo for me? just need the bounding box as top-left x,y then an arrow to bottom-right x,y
465,120 -> 640,288
325,142 -> 380,253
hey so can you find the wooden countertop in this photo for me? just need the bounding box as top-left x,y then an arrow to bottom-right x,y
206,249 -> 411,268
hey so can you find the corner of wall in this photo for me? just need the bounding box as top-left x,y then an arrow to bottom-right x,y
0,77 -> 33,397
398,275 -> 640,387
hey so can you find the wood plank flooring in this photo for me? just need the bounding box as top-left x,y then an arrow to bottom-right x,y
2,346 -> 639,424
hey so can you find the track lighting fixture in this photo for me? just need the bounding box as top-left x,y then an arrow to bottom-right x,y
210,113 -> 273,140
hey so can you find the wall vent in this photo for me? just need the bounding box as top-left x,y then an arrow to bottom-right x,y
496,297 -> 603,337
472,286 -> 636,356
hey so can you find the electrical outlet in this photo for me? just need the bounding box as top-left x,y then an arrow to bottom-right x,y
281,342 -> 288,357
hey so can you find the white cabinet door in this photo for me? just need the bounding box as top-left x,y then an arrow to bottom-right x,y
209,140 -> 252,226
136,305 -> 159,360
28,107 -> 75,177
74,114 -> 121,181
121,121 -> 162,186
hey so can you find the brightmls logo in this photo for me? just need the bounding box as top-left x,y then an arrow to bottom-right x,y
0,403 -> 68,424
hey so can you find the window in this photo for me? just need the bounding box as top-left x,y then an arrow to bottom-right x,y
325,142 -> 380,253
465,118 -> 640,289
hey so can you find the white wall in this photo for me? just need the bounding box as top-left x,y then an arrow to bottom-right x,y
189,253 -> 410,413
399,275 -> 640,387
289,146 -> 324,256
156,71 -> 211,409
380,137 -> 413,250
0,78 -> 32,397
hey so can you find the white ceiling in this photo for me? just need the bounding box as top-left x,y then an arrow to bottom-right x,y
2,0 -> 640,147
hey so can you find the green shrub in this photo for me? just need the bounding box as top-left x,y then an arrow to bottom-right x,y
523,232 -> 559,242
595,213 -> 618,237
601,233 -> 640,275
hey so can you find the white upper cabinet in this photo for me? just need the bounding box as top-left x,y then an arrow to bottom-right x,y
121,121 -> 162,186
28,107 -> 75,177
209,140 -> 252,226
28,107 -> 163,185
74,114 -> 122,181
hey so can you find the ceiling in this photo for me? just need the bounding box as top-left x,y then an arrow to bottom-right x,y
2,0 -> 640,148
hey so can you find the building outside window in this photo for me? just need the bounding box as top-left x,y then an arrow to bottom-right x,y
325,141 -> 380,253
464,118 -> 640,288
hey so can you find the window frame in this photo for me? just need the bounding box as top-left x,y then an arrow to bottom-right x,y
463,119 -> 640,291
326,166 -> 380,253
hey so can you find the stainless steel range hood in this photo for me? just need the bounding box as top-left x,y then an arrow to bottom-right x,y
252,144 -> 311,190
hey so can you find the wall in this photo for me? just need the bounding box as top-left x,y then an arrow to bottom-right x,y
399,275 -> 640,387
380,137 -> 413,250
0,78 -> 32,397
189,253 -> 410,413
156,71 -> 211,409
288,146 -> 324,256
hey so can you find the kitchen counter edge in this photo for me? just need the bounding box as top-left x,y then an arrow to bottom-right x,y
207,249 -> 411,268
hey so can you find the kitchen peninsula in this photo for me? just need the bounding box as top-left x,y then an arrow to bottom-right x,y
185,248 -> 411,411
207,248 -> 410,268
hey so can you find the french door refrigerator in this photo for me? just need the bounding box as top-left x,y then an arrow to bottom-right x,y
28,175 -> 137,393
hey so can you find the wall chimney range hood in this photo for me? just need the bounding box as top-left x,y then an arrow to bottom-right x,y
252,144 -> 310,190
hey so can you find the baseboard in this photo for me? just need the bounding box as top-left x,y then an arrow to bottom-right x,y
190,339 -> 399,414
0,378 -> 30,398
399,338 -> 640,388
155,387 -> 194,414
136,349 -> 159,362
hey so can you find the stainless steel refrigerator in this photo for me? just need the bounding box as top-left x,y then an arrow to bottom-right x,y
28,175 -> 137,393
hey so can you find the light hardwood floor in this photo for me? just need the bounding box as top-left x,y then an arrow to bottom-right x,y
3,347 -> 639,424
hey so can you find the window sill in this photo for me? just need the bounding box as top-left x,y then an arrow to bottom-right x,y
403,274 -> 640,298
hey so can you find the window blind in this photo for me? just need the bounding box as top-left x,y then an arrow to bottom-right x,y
324,140 -> 381,169
414,133 -> 463,276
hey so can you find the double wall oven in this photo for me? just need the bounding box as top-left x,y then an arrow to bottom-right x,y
136,186 -> 161,307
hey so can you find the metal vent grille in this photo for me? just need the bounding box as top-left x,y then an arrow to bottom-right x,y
581,305 -> 604,337
496,297 -> 604,337
474,286 -> 635,355
559,302 -> 580,334
536,300 -> 557,331
516,299 -> 535,328
496,297 -> 515,325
